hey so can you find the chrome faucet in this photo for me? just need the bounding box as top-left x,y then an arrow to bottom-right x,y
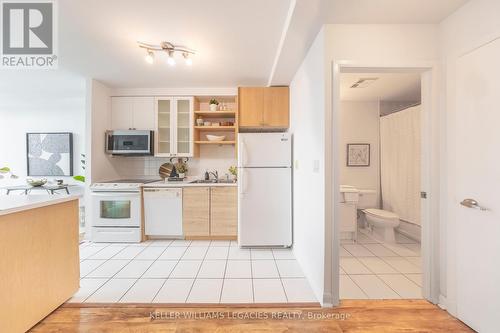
209,170 -> 219,181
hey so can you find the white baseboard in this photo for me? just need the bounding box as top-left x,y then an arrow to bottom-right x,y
322,292 -> 334,307
438,294 -> 447,310
396,220 -> 421,242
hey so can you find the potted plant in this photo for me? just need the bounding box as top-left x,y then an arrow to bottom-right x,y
228,166 -> 237,181
73,154 -> 86,183
175,162 -> 188,179
209,98 -> 219,112
0,166 -> 18,180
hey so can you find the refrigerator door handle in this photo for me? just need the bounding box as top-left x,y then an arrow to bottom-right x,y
240,168 -> 248,195
241,139 -> 249,166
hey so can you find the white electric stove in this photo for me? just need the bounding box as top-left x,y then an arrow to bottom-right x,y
90,179 -> 160,243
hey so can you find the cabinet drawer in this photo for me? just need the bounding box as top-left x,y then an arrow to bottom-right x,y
92,227 -> 141,243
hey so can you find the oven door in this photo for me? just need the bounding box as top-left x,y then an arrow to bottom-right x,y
105,130 -> 153,155
91,192 -> 141,227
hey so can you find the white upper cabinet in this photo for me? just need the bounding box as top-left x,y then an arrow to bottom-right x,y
132,97 -> 155,130
155,97 -> 193,157
110,96 -> 155,130
111,97 -> 133,130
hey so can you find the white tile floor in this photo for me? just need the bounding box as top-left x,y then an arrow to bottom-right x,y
340,229 -> 422,300
71,240 -> 318,304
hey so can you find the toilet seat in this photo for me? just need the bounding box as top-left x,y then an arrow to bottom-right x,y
363,208 -> 399,219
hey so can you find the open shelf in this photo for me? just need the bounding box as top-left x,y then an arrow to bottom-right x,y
194,141 -> 235,145
193,95 -> 238,158
194,111 -> 236,118
194,126 -> 235,131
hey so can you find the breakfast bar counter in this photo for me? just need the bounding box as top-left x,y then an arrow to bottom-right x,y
0,195 -> 80,333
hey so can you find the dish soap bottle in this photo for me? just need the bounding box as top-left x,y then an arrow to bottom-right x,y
204,170 -> 210,181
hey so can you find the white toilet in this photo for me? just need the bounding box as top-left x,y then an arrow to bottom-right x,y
357,190 -> 400,243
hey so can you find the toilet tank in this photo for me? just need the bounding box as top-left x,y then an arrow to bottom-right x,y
340,185 -> 359,203
357,189 -> 378,209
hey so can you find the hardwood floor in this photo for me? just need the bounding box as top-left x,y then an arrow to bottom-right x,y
30,300 -> 473,332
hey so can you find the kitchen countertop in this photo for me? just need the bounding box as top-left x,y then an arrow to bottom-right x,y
143,177 -> 237,188
0,195 -> 79,216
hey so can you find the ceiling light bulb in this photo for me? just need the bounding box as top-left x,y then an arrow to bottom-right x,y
183,53 -> 193,66
167,51 -> 176,66
145,50 -> 154,64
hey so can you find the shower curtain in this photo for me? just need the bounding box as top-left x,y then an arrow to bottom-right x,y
380,105 -> 421,225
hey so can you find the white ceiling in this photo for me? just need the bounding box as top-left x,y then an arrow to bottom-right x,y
14,0 -> 467,89
340,72 -> 421,102
324,0 -> 468,24
58,0 -> 291,88
269,0 -> 468,85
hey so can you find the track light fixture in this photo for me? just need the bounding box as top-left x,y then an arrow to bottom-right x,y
138,41 -> 195,66
183,52 -> 192,66
144,50 -> 154,64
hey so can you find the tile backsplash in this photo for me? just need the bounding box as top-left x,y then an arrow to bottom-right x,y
110,145 -> 236,179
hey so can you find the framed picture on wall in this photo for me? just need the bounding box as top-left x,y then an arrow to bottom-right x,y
347,143 -> 370,167
26,132 -> 73,176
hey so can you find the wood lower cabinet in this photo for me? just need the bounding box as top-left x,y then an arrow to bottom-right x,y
182,187 -> 210,236
182,186 -> 237,239
210,187 -> 237,237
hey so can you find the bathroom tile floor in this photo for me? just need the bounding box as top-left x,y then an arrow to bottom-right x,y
72,240 -> 318,304
340,229 -> 422,299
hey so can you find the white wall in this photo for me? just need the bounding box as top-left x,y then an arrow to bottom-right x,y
339,101 -> 380,205
0,71 -> 86,188
439,0 -> 500,315
289,27 -> 327,305
86,79 -> 120,184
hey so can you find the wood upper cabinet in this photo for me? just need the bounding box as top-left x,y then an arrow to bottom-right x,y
111,96 -> 155,130
239,87 -> 264,127
210,187 -> 237,237
182,187 -> 210,236
238,87 -> 289,128
263,87 -> 289,128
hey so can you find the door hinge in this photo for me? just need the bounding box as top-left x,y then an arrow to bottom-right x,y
420,191 -> 427,199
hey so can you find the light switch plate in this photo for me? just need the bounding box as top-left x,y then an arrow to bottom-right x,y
313,159 -> 320,173
294,160 -> 299,170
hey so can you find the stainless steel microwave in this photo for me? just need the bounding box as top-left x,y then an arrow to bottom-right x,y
105,130 -> 154,155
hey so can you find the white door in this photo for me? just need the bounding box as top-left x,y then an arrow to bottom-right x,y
111,97 -> 133,130
238,133 -> 291,167
238,167 -> 292,247
455,38 -> 500,332
155,97 -> 174,156
91,192 -> 141,227
144,188 -> 183,236
174,97 -> 194,157
132,97 -> 155,130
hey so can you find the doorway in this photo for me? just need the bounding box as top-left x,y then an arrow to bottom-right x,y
330,63 -> 439,305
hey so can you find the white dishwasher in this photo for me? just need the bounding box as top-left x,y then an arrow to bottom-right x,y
144,188 -> 183,237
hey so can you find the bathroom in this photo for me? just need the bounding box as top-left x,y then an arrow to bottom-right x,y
338,71 -> 423,299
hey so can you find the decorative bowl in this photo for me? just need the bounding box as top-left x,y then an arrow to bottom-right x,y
26,178 -> 47,187
206,135 -> 225,142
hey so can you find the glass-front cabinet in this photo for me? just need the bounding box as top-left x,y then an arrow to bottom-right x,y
155,97 -> 193,157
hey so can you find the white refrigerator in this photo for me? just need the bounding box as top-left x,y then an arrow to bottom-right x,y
238,133 -> 292,247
